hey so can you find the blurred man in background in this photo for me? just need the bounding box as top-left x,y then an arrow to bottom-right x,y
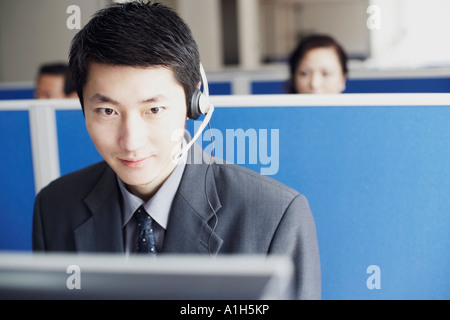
35,62 -> 75,99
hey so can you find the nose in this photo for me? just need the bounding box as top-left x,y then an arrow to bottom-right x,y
309,72 -> 323,91
118,114 -> 147,152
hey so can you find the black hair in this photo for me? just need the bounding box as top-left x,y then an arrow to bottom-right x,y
286,34 -> 348,93
63,72 -> 76,96
69,0 -> 200,111
38,62 -> 68,76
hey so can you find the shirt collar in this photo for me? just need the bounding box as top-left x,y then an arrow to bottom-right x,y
117,143 -> 188,230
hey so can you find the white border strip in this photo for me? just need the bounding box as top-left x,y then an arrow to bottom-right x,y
28,104 -> 60,194
211,93 -> 450,107
0,99 -> 81,110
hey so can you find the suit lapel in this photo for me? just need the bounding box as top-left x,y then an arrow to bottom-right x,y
73,143 -> 222,255
162,143 -> 223,256
74,164 -> 124,252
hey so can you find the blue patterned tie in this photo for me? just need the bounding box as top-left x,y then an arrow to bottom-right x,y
135,205 -> 157,255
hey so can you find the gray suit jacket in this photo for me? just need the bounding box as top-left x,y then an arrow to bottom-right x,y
33,143 -> 321,299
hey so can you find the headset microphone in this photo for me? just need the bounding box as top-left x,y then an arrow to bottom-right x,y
173,63 -> 214,162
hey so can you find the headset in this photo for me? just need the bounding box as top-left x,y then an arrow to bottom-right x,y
173,63 -> 214,161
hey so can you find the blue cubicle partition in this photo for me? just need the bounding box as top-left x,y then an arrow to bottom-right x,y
203,106 -> 450,300
0,111 -> 35,251
0,88 -> 34,100
344,77 -> 450,93
208,81 -> 232,95
56,110 -> 102,176
2,75 -> 450,99
251,77 -> 450,94
1,101 -> 449,299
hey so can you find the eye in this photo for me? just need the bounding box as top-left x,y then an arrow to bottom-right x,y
96,107 -> 117,116
298,70 -> 309,77
147,107 -> 165,115
100,108 -> 117,116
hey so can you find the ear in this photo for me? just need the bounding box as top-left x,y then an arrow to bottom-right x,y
197,81 -> 202,90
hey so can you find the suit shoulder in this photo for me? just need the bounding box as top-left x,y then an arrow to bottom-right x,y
212,162 -> 300,201
38,161 -> 109,199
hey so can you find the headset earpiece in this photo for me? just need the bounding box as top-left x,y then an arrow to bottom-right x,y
188,63 -> 212,120
188,88 -> 203,120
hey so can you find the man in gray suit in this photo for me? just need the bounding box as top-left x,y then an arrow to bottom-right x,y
32,1 -> 320,299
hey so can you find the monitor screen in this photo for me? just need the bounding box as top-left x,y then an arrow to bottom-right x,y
0,252 -> 294,300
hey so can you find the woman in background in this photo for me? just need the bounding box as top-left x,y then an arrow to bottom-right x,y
286,34 -> 348,94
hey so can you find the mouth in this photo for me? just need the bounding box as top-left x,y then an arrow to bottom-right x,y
119,156 -> 153,168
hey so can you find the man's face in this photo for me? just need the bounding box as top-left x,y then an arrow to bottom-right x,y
35,74 -> 66,99
83,63 -> 187,200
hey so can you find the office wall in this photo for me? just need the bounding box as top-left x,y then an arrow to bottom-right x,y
176,0 -> 223,71
369,0 -> 450,69
2,0 -> 450,83
0,0 -> 108,83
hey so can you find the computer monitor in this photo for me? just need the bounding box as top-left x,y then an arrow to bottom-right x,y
0,252 -> 294,300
